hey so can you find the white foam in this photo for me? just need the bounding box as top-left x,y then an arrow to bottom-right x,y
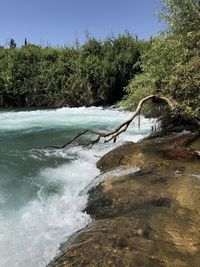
0,106 -> 153,133
0,146 -> 100,267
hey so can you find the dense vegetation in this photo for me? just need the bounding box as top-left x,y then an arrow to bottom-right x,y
0,35 -> 143,107
123,0 -> 200,127
0,0 -> 199,129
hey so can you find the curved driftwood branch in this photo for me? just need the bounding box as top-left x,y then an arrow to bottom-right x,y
48,95 -> 177,149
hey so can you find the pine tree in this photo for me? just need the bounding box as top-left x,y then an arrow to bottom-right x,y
9,38 -> 16,48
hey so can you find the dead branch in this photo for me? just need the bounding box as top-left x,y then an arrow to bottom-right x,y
48,95 -> 177,149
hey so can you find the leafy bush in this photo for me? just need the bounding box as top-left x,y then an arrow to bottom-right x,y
0,34 -> 143,107
122,0 -> 200,125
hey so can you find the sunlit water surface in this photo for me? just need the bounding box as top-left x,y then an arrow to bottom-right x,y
0,107 -> 153,267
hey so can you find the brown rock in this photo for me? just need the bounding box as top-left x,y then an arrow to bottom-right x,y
48,133 -> 200,267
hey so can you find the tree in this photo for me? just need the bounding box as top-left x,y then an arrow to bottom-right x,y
9,38 -> 16,49
122,0 -> 200,127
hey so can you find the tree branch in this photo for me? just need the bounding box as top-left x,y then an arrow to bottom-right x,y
47,95 -> 177,149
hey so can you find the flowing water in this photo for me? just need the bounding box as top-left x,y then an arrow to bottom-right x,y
0,107 -> 153,267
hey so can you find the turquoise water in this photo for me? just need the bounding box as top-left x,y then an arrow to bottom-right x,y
0,107 -> 153,267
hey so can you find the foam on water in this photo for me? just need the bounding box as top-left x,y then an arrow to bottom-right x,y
0,107 -> 154,267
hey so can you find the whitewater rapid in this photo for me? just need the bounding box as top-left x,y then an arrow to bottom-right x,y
0,107 -> 154,267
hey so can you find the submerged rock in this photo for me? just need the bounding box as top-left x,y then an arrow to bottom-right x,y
48,133 -> 200,267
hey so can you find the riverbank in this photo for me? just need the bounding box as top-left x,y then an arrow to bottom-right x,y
48,131 -> 200,267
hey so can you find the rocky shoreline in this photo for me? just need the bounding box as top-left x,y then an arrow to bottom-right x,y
48,132 -> 200,267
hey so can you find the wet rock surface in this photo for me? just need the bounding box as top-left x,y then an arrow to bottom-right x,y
48,133 -> 200,267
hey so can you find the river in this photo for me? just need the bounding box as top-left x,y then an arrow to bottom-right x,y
0,107 -> 153,267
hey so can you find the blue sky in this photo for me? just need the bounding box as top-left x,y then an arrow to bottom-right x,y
0,0 -> 164,47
